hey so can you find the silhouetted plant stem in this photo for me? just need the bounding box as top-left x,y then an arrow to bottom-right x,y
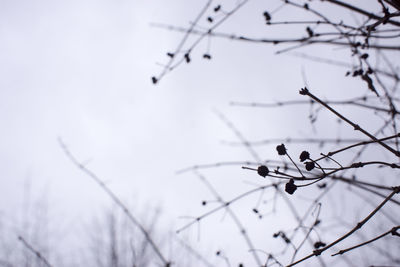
332,225 -> 400,256
286,153 -> 305,177
153,0 -> 213,84
290,203 -> 322,263
154,1 -> 400,265
324,0 -> 400,26
58,138 -> 170,266
315,133 -> 400,162
176,181 -> 283,233
287,186 -> 400,267
18,236 -> 53,267
299,88 -> 400,157
193,171 -> 263,266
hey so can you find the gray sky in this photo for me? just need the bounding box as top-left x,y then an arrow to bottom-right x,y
0,0 -> 309,219
0,1 -> 307,263
1,0 -> 396,266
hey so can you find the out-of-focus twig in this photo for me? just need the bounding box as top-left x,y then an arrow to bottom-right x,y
58,138 -> 170,266
18,236 -> 53,267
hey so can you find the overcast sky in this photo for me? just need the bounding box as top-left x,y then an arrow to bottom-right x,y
1,0 -> 394,266
0,0 -> 313,220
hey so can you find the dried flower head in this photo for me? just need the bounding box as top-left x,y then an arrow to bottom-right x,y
314,241 -> 326,249
285,179 -> 297,195
263,11 -> 271,22
305,161 -> 315,171
257,165 -> 269,177
276,144 -> 287,155
299,151 -> 310,162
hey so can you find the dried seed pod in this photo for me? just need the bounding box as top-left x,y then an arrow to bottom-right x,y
257,165 -> 269,177
305,161 -> 315,171
276,144 -> 286,155
299,151 -> 310,162
285,179 -> 297,195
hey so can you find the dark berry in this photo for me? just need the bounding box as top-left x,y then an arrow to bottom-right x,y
285,179 -> 297,195
276,144 -> 287,155
299,151 -> 310,162
305,161 -> 315,171
184,53 -> 191,63
306,27 -> 313,37
214,5 -> 221,12
299,87 -> 309,95
263,11 -> 271,21
314,241 -> 326,249
280,232 -> 290,243
257,165 -> 269,177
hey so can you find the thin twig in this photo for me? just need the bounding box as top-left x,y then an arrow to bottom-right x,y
332,226 -> 400,256
18,236 -> 53,267
193,171 -> 263,266
58,138 -> 170,266
287,186 -> 400,266
299,88 -> 400,157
